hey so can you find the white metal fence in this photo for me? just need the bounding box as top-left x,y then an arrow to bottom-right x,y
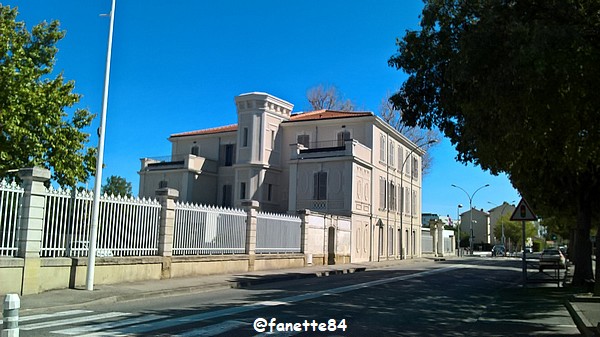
256,211 -> 301,253
41,188 -> 161,257
1,178 -> 305,258
0,179 -> 23,257
173,202 -> 247,255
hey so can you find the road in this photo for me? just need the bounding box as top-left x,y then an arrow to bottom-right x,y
17,258 -> 579,336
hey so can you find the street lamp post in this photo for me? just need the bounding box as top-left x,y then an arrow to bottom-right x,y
399,139 -> 436,259
87,0 -> 116,291
451,183 -> 490,254
457,204 -> 463,256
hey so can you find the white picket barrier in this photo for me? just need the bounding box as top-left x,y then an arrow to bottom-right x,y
173,202 -> 247,255
256,211 -> 301,254
0,180 -> 23,257
41,187 -> 161,257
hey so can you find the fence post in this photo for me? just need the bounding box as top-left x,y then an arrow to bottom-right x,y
156,187 -> 179,279
17,167 -> 51,295
242,200 -> 259,271
297,209 -> 311,265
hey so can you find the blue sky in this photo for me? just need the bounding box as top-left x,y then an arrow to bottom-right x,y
7,0 -> 520,220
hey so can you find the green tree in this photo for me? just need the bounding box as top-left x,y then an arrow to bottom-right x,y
0,5 -> 96,187
101,175 -> 132,197
493,214 -> 536,251
388,0 -> 599,289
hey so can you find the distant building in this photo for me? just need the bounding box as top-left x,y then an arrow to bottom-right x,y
138,92 -> 426,262
459,208 -> 490,249
421,213 -> 439,228
487,202 -> 516,245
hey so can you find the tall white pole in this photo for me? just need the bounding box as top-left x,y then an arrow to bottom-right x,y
87,0 -> 116,291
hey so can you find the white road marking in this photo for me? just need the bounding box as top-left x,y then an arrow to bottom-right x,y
1,310 -> 93,325
20,312 -> 130,330
176,320 -> 249,337
51,314 -> 166,335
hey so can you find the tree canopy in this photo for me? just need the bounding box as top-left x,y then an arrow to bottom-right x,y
0,5 -> 96,187
101,175 -> 133,197
389,0 -> 600,288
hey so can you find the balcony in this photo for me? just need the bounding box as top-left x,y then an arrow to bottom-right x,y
290,139 -> 371,163
140,154 -> 218,173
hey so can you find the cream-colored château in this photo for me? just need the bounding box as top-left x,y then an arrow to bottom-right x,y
139,92 -> 425,262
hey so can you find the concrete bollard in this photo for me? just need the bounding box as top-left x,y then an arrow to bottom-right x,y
2,294 -> 20,337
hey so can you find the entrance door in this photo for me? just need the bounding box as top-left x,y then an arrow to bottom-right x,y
327,227 -> 336,265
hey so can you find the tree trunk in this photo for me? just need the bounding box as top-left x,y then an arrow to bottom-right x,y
571,192 -> 593,287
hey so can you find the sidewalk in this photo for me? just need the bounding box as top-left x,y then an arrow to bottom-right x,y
2,256 -> 598,336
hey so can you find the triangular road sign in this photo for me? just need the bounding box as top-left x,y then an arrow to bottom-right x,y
510,198 -> 537,221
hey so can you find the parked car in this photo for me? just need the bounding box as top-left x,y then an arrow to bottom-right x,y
491,245 -> 505,257
539,248 -> 566,271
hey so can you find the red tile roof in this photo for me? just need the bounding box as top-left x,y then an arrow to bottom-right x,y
289,109 -> 372,122
170,110 -> 372,138
170,124 -> 237,137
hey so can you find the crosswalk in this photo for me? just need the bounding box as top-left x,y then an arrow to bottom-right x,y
13,310 -> 303,337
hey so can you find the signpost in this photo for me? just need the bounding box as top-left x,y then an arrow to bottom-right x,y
510,198 -> 537,285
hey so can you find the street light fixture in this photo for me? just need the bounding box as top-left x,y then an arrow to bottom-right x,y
451,183 -> 490,254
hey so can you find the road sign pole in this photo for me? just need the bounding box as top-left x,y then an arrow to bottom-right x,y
522,220 -> 527,286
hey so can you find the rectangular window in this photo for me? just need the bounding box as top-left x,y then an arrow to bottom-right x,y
398,146 -> 404,171
313,171 -> 328,200
389,141 -> 395,167
191,145 -> 199,156
412,190 -> 417,214
405,188 -> 410,214
405,152 -> 411,175
240,182 -> 246,200
225,144 -> 234,166
389,182 -> 396,211
379,177 -> 386,210
242,127 -> 248,147
222,185 -> 232,207
412,156 -> 419,179
337,130 -> 351,147
267,183 -> 273,201
297,134 -> 310,148
270,129 -> 276,150
380,134 -> 386,163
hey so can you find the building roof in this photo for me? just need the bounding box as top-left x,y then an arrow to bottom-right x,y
287,109 -> 372,122
169,110 -> 373,138
170,124 -> 238,137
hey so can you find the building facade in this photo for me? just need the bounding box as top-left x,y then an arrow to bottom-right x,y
488,202 -> 516,245
139,92 -> 425,262
459,208 -> 491,250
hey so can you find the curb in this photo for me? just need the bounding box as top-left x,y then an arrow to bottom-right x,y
565,300 -> 596,337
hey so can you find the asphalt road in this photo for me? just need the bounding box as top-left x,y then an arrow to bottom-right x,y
17,258 -> 579,336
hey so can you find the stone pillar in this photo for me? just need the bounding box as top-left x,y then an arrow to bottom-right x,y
242,200 -> 259,271
297,209 -> 311,265
156,188 -> 179,279
430,223 -> 438,257
17,167 -> 51,295
436,220 -> 445,257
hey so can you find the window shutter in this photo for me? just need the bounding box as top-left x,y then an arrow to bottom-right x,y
318,171 -> 328,200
